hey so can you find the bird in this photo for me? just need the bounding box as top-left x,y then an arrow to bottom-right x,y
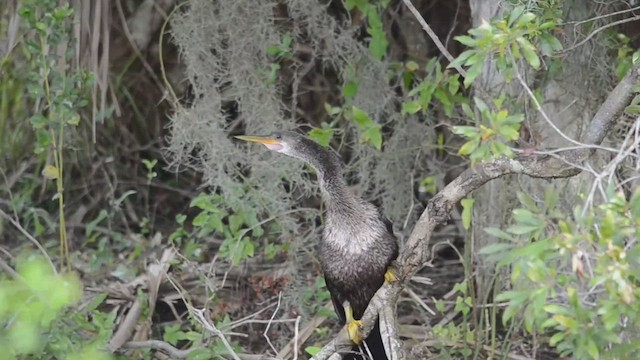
235,131 -> 398,360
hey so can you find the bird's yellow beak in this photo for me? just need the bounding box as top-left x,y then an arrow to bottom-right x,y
235,135 -> 284,151
234,135 -> 279,145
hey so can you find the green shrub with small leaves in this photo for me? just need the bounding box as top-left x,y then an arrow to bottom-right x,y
0,256 -> 112,360
481,187 -> 640,359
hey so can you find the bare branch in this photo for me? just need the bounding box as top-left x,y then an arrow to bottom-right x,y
122,340 -> 194,359
586,66 -> 640,144
401,0 -> 467,78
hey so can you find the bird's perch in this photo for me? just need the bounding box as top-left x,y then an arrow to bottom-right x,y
310,64 -> 640,360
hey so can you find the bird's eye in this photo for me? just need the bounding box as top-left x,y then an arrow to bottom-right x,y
273,132 -> 282,140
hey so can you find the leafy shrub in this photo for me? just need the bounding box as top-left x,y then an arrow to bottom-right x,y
482,187 -> 640,359
0,256 -> 112,360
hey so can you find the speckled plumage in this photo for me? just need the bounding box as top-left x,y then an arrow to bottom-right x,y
242,131 -> 398,359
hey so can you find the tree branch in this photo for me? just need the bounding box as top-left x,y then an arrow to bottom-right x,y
309,61 -> 640,359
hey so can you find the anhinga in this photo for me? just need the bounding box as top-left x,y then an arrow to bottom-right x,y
236,131 -> 398,360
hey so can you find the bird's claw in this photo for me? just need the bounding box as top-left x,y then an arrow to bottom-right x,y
384,267 -> 397,284
343,301 -> 364,345
346,319 -> 364,345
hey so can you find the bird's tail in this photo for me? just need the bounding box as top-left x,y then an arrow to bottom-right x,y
343,321 -> 388,360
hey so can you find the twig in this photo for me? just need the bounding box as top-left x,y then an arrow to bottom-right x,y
108,297 -> 144,351
566,5 -> 640,26
122,340 -> 195,359
190,306 -> 242,360
293,315 -> 301,360
380,301 -> 404,359
0,209 -> 56,274
563,15 -> 640,53
263,292 -> 283,355
401,0 -> 467,78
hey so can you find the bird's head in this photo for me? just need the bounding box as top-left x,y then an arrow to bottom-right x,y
235,130 -> 343,175
234,131 -> 301,157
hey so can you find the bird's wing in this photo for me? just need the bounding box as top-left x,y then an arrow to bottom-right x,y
325,276 -> 346,324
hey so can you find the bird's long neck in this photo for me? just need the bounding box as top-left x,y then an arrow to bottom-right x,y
300,147 -> 360,212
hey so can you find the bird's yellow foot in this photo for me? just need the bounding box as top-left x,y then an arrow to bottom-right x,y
343,302 -> 364,345
347,319 -> 364,344
384,267 -> 397,284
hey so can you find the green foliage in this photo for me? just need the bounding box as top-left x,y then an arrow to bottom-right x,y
418,176 -> 438,195
452,97 -> 524,162
189,191 -> 264,265
142,158 -> 159,184
345,0 -> 390,61
449,4 -> 563,87
624,82 -> 640,116
308,123 -> 335,147
460,197 -> 474,230
302,277 -> 334,318
483,187 -> 640,359
162,316 -> 244,359
351,106 -> 382,150
610,32 -> 640,81
267,32 -> 293,59
322,101 -> 383,150
402,58 -> 466,117
432,280 -> 475,358
0,256 -> 112,360
18,0 -> 93,268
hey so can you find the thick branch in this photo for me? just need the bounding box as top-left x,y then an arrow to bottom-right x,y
585,65 -> 640,144
310,59 -> 640,359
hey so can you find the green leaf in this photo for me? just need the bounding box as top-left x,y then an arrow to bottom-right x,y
448,75 -> 460,95
458,138 -> 480,155
484,227 -> 513,240
473,97 -> 489,113
30,114 -> 47,128
516,12 -> 536,27
448,50 -> 475,70
42,164 -> 59,180
305,346 -> 322,356
342,80 -> 359,100
85,292 -> 109,312
624,104 -> 640,115
324,103 -> 342,116
405,61 -> 419,72
461,102 -> 475,120
630,188 -> 640,219
452,125 -> 479,138
368,26 -> 388,61
516,37 -> 540,70
308,126 -> 334,147
506,225 -> 540,235
508,5 -> 525,26
464,62 -> 483,88
402,101 -> 422,114
549,332 -> 565,346
543,304 -> 570,315
461,197 -> 474,230
352,106 -> 372,129
363,125 -> 383,150
478,243 -> 512,255
552,314 -> 576,329
498,126 -> 519,140
229,214 -> 244,234
455,35 -> 477,47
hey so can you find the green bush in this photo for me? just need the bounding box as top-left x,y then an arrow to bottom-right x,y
482,187 -> 640,359
0,256 -> 112,360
